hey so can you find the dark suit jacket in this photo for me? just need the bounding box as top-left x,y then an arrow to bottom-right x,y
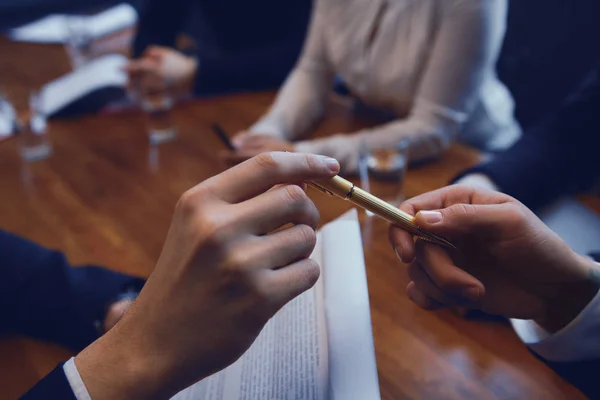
455,66 -> 600,211
0,230 -> 144,399
21,365 -> 76,400
133,0 -> 311,95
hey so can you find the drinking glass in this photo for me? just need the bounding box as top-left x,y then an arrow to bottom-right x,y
19,92 -> 53,162
65,16 -> 94,68
140,94 -> 177,145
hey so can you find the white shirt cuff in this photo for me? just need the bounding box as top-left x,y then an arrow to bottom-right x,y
63,357 -> 93,400
455,173 -> 499,192
511,289 -> 600,362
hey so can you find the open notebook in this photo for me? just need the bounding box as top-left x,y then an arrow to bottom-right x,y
172,209 -> 380,400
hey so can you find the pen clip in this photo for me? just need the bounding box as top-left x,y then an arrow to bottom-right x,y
307,182 -> 334,196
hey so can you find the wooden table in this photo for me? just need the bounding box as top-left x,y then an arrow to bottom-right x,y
0,38 -> 586,400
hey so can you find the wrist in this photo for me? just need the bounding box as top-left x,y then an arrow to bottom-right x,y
536,253 -> 600,333
75,319 -> 174,400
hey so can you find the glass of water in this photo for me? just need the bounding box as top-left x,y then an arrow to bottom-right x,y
65,16 -> 93,68
19,92 -> 53,162
359,139 -> 409,216
140,94 -> 177,145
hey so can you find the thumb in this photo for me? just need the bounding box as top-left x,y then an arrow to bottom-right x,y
415,203 -> 508,238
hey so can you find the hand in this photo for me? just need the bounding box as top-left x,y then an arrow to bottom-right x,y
389,185 -> 600,333
125,46 -> 198,96
102,298 -> 135,332
221,133 -> 295,167
75,152 -> 340,400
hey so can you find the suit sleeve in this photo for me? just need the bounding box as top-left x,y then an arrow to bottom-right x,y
454,68 -> 600,211
0,230 -> 145,352
20,364 -> 77,400
132,0 -> 192,57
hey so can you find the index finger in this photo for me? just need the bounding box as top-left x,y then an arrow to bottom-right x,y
202,152 -> 340,203
398,184 -> 512,216
389,185 -> 512,262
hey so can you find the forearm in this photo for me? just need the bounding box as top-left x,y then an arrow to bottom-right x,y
249,67 -> 332,140
295,115 -> 453,174
512,255 -> 600,363
75,322 -> 176,400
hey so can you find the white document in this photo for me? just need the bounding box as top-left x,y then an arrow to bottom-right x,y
172,209 -> 381,400
9,3 -> 137,43
40,54 -> 128,116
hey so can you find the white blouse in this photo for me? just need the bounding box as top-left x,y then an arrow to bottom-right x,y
250,0 -> 521,173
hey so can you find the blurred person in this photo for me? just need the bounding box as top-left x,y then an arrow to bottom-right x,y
227,0 -> 521,173
454,65 -> 600,211
1,230 -> 144,353
0,0 -> 127,31
21,152 -> 340,399
125,0 -> 311,96
389,185 -> 600,398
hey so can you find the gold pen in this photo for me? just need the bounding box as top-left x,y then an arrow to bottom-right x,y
308,176 -> 455,249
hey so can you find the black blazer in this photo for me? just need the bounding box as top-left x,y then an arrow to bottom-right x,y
455,66 -> 600,211
133,0 -> 311,95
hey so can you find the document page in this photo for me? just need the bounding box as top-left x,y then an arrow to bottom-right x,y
172,209 -> 380,400
40,54 -> 128,116
172,238 -> 328,400
9,4 -> 137,43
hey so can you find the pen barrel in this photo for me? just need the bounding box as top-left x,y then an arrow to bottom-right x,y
349,187 -> 418,234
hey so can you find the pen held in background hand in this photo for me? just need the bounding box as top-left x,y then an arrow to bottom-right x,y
211,123 -> 236,150
308,176 -> 456,249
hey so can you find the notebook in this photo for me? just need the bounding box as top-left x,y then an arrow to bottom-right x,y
172,209 -> 381,400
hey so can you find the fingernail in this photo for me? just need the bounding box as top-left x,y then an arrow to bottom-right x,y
419,210 -> 443,224
394,246 -> 403,262
461,286 -> 481,303
318,156 -> 340,173
232,137 -> 244,147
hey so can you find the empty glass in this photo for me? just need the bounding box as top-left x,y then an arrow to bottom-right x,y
140,94 -> 177,145
19,92 -> 53,162
359,139 -> 409,216
65,16 -> 94,68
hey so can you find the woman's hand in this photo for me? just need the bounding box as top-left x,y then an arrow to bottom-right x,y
221,133 -> 295,167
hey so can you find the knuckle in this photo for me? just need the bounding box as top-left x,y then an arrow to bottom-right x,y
176,189 -> 198,214
296,224 -> 317,249
508,203 -> 531,225
445,203 -> 476,220
196,213 -> 229,248
283,184 -> 309,206
301,153 -> 317,171
302,259 -> 321,286
253,152 -> 279,171
290,260 -> 321,292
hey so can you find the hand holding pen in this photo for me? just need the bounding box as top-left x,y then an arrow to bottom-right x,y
212,124 -> 453,248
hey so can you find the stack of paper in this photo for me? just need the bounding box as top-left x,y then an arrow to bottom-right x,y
9,3 -> 137,43
40,54 -> 128,117
172,209 -> 381,400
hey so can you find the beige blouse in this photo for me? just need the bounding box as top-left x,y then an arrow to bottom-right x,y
250,0 -> 521,173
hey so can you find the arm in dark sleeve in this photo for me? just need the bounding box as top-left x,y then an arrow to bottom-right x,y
454,68 -> 600,210
20,364 -> 77,400
0,230 -> 145,352
132,0 -> 192,57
